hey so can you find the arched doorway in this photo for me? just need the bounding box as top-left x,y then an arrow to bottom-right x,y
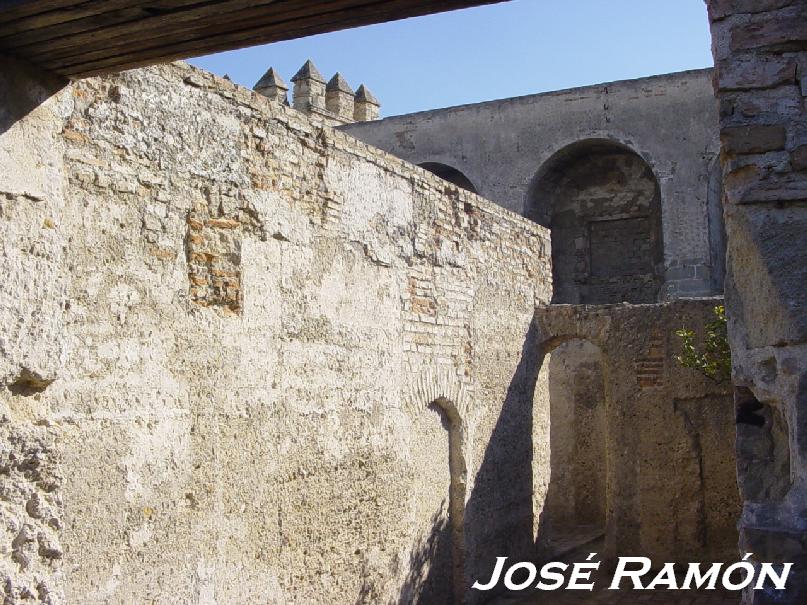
534,338 -> 607,557
527,140 -> 664,305
419,162 -> 478,194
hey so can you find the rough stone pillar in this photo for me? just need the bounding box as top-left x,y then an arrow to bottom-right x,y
707,1 -> 807,603
253,66 -> 288,105
291,59 -> 326,113
325,72 -> 355,121
354,84 -> 380,121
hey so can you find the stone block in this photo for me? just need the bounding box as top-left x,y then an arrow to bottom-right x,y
721,124 -> 787,154
708,0 -> 796,21
792,145 -> 807,171
721,85 -> 804,125
736,172 -> 807,203
729,5 -> 807,52
728,205 -> 807,346
717,56 -> 797,91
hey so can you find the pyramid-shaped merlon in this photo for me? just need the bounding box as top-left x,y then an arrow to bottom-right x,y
255,67 -> 288,91
354,84 -> 380,121
291,59 -> 325,83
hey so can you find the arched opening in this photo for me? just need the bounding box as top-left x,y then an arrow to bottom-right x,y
429,397 -> 467,604
419,162 -> 478,194
528,140 -> 664,304
533,338 -> 607,558
404,397 -> 467,604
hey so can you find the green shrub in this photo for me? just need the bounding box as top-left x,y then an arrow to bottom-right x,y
676,305 -> 731,384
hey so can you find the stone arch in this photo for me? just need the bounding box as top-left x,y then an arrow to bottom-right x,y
419,162 -> 478,194
408,366 -> 474,430
429,397 -> 466,604
533,334 -> 609,557
406,368 -> 471,603
527,138 -> 664,304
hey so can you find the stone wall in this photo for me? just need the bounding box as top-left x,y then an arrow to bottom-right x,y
0,56 -> 551,605
342,69 -> 722,299
532,300 -> 740,566
707,1 -> 807,603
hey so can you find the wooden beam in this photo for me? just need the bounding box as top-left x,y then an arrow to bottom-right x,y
0,0 -> 500,78
9,0 -> 350,56
0,0 -> 79,22
0,0 -> 203,41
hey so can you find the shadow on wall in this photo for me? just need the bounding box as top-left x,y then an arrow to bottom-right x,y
393,398 -> 468,604
393,506 -> 452,605
419,162 -> 478,194
457,326 -> 607,601
0,56 -> 66,137
707,158 -> 726,294
463,320 -> 541,602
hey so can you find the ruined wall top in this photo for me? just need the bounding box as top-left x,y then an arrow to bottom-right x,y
254,59 -> 381,127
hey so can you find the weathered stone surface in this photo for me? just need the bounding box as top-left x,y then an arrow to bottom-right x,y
0,59 -> 71,604
354,85 -> 381,122
717,56 -> 797,91
800,58 -> 807,96
0,56 -> 555,605
737,172 -> 807,203
729,5 -> 807,52
726,205 -> 807,347
7,0 -> 807,600
721,124 -> 787,154
534,146 -> 664,304
253,67 -> 289,105
708,0 -> 796,21
325,73 -> 356,121
792,145 -> 807,170
707,1 -> 807,602
719,85 -> 804,124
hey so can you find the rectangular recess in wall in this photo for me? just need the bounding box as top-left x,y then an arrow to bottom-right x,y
589,217 -> 654,278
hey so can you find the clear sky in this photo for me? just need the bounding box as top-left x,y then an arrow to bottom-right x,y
188,0 -> 713,118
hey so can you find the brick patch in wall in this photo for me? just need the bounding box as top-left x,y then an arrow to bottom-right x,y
185,187 -> 264,312
636,329 -> 665,388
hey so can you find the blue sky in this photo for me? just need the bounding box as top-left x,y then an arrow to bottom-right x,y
188,0 -> 713,118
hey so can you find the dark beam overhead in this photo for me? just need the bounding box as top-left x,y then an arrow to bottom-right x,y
0,0 -> 501,78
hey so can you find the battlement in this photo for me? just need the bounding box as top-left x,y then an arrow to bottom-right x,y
254,59 -> 380,126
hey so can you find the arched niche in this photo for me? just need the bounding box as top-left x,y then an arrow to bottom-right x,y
429,397 -> 467,605
419,162 -> 478,194
527,139 -> 664,305
403,369 -> 471,605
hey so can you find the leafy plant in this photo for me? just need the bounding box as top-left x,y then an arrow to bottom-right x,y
676,305 -> 731,384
